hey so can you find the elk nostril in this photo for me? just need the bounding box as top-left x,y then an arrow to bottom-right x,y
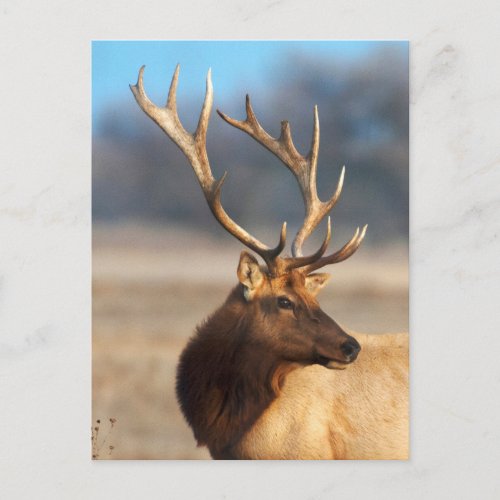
341,339 -> 361,358
341,342 -> 354,356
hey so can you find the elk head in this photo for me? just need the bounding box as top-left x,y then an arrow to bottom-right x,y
234,251 -> 360,367
130,65 -> 367,368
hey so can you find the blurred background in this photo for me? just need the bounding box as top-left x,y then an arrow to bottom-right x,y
92,41 -> 408,459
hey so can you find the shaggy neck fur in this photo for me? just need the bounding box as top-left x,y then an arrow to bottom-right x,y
176,285 -> 295,459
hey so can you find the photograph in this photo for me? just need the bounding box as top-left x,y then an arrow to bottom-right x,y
92,40 -> 409,460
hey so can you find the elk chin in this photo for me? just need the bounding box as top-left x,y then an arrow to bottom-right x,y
325,360 -> 349,370
314,356 -> 350,370
314,350 -> 355,370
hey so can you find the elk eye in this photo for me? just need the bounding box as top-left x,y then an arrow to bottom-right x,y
277,296 -> 294,310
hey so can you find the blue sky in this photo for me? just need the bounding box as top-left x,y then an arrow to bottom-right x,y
92,41 -> 407,123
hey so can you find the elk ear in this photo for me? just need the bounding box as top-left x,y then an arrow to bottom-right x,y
305,273 -> 331,296
237,251 -> 264,300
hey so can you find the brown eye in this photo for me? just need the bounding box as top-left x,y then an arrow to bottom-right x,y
277,296 -> 294,310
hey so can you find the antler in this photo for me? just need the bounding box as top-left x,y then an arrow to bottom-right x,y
217,96 -> 367,273
131,65 -> 366,276
130,65 -> 287,274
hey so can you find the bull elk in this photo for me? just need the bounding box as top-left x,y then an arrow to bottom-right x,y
130,65 -> 408,460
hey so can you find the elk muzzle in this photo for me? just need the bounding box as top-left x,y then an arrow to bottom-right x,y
312,313 -> 361,368
340,337 -> 361,362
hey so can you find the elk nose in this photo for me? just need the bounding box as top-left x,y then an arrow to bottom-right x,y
341,338 -> 361,361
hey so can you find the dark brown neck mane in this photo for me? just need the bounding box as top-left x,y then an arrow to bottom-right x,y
176,286 -> 294,459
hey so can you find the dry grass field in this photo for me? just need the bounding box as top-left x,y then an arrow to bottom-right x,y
92,224 -> 408,460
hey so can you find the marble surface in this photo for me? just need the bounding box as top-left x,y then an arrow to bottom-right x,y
1,1 -> 499,498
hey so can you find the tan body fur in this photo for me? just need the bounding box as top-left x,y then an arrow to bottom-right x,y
237,333 -> 408,460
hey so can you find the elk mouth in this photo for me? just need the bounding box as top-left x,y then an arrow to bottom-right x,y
314,354 -> 351,370
313,339 -> 360,369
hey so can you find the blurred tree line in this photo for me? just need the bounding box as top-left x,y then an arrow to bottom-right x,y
93,47 -> 408,248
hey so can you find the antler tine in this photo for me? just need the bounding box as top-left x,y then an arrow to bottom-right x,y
308,105 -> 320,177
301,224 -> 368,275
284,217 -> 332,271
166,63 -> 180,110
130,65 -> 287,273
291,165 -> 345,257
195,68 -> 212,143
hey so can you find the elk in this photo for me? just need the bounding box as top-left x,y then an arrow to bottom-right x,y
130,65 -> 408,460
